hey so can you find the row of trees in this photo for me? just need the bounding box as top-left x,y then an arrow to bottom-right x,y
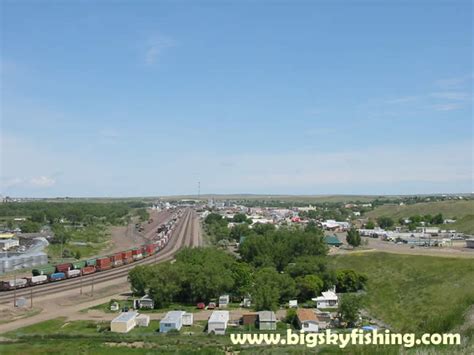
0,201 -> 144,227
365,213 -> 445,231
129,247 -> 367,311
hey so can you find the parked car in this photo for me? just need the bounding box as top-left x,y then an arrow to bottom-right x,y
207,302 -> 216,310
197,302 -> 205,309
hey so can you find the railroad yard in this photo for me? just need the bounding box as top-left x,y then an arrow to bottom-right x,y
0,208 -> 202,333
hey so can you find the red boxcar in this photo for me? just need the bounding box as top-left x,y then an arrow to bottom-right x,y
145,244 -> 155,255
110,253 -> 123,267
81,266 -> 96,275
131,248 -> 143,261
121,250 -> 133,264
56,263 -> 72,273
96,257 -> 112,271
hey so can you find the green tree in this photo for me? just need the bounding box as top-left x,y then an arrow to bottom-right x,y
296,275 -> 324,301
128,265 -> 153,296
365,220 -> 375,229
233,213 -> 250,223
336,270 -> 367,292
338,294 -> 362,327
19,220 -> 41,233
377,216 -> 394,229
253,268 -> 281,311
346,228 -> 361,247
432,213 -> 444,225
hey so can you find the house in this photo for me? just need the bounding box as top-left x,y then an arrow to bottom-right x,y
296,309 -> 319,333
160,311 -> 185,333
257,311 -> 277,330
324,235 -> 343,247
111,311 -> 138,333
182,312 -> 193,326
0,239 -> 19,250
138,295 -> 154,309
242,313 -> 258,326
219,295 -> 230,308
289,300 -> 298,308
313,288 -> 339,309
208,310 -> 229,335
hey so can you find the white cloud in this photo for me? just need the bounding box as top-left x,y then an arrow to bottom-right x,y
29,176 -> 56,187
432,103 -> 464,111
430,92 -> 470,100
144,34 -> 176,65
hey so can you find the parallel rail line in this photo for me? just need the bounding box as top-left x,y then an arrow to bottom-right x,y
0,208 -> 196,304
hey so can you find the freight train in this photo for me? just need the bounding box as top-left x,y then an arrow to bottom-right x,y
0,210 -> 183,291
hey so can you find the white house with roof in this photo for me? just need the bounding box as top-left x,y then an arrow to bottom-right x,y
160,311 -> 185,333
111,311 -> 138,333
313,288 -> 338,309
208,310 -> 229,335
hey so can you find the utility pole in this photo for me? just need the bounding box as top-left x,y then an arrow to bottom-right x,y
80,275 -> 83,295
30,288 -> 33,308
13,271 -> 17,307
91,272 -> 95,296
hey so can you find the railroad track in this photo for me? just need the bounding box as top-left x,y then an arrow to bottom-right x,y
0,208 -> 197,304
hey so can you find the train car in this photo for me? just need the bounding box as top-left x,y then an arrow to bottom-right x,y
56,263 -> 72,273
49,272 -> 66,282
141,245 -> 149,258
96,257 -> 112,271
81,265 -> 96,275
28,275 -> 48,286
66,269 -> 81,278
72,261 -> 86,270
110,253 -> 123,267
145,244 -> 156,255
32,265 -> 56,276
131,248 -> 143,261
86,258 -> 97,267
0,278 -> 28,291
121,250 -> 133,264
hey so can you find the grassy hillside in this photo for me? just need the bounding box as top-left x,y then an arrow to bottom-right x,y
445,215 -> 474,235
365,200 -> 474,220
330,253 -> 474,336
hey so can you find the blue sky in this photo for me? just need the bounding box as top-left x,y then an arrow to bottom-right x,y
1,1 -> 472,197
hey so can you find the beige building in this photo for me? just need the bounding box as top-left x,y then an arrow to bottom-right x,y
111,311 -> 138,333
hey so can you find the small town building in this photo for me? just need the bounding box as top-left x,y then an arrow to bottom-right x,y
313,288 -> 339,309
466,239 -> 474,249
208,310 -> 229,335
242,313 -> 258,326
289,300 -> 298,308
160,311 -> 185,333
111,311 -> 138,333
138,295 -> 154,309
182,312 -> 193,326
296,309 -> 319,333
257,311 -> 277,330
0,238 -> 19,250
324,235 -> 343,247
219,295 -> 230,308
136,314 -> 150,327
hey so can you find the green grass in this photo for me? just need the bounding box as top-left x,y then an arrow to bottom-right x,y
441,215 -> 474,234
329,252 -> 474,335
365,200 -> 474,220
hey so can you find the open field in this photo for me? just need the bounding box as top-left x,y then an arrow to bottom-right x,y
365,200 -> 474,220
329,253 -> 474,336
